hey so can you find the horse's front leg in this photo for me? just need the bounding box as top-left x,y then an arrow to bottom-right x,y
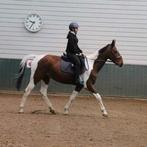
87,82 -> 108,117
64,84 -> 83,114
93,93 -> 108,117
64,90 -> 79,115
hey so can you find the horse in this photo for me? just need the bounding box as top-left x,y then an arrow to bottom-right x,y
16,40 -> 123,117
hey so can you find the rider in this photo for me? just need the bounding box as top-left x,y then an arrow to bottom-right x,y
65,22 -> 83,85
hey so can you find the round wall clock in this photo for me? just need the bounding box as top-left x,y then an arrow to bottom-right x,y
24,13 -> 43,33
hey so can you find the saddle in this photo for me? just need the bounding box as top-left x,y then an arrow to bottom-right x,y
61,53 -> 86,74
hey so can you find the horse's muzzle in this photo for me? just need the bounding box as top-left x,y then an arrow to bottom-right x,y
119,62 -> 123,67
116,57 -> 123,67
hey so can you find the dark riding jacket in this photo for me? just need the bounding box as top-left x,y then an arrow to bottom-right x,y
66,31 -> 82,55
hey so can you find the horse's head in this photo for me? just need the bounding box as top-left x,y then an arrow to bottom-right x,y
98,40 -> 123,67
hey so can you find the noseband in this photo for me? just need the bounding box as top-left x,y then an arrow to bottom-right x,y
116,55 -> 122,59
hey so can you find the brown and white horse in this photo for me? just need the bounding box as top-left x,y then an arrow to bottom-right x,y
16,40 -> 123,117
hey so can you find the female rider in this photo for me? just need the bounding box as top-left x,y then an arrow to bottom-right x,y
65,22 -> 83,85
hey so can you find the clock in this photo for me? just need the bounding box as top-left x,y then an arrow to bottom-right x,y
24,13 -> 43,33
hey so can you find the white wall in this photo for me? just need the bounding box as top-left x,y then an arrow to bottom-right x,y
0,0 -> 147,65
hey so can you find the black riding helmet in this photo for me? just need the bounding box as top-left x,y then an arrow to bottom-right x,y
69,22 -> 79,31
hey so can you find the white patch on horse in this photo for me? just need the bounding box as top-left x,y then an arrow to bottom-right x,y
80,56 -> 96,88
30,54 -> 47,78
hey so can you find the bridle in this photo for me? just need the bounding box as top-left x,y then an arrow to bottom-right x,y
95,54 -> 122,63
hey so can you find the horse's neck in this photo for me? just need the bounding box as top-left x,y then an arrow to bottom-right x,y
86,50 -> 106,73
84,56 -> 106,85
93,59 -> 106,74
87,54 -> 106,75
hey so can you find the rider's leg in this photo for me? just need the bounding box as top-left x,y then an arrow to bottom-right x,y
68,54 -> 81,84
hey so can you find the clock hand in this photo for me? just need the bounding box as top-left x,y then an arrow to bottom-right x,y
29,20 -> 35,23
29,23 -> 34,29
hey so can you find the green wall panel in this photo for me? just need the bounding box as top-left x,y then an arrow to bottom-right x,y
0,58 -> 147,98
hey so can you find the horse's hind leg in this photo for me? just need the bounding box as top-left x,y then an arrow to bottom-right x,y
19,79 -> 35,113
40,80 -> 55,114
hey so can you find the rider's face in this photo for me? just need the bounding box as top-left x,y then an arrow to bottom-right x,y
74,28 -> 78,34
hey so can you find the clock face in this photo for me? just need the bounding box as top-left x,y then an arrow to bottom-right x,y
24,14 -> 43,32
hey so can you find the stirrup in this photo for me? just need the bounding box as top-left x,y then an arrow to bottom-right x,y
75,78 -> 84,85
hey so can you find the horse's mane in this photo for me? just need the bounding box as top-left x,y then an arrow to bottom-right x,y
86,45 -> 109,60
86,44 -> 110,60
86,50 -> 98,60
99,44 -> 109,54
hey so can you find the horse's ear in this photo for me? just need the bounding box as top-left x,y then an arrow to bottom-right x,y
111,40 -> 116,47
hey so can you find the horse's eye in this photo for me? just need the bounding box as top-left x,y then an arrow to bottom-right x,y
112,49 -> 118,54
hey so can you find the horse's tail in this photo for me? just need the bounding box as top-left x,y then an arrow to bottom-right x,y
16,54 -> 36,90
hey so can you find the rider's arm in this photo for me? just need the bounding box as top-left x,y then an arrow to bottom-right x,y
67,33 -> 82,54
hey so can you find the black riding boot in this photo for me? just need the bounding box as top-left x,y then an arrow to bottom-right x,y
74,66 -> 83,85
67,54 -> 83,85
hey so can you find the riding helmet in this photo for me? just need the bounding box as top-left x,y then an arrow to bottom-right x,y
69,22 -> 79,31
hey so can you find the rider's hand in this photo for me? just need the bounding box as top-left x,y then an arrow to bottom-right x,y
80,53 -> 84,57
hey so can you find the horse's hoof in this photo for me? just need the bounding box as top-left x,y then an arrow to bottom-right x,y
64,111 -> 69,115
18,109 -> 24,114
102,111 -> 108,117
64,108 -> 69,115
102,113 -> 108,117
101,110 -> 108,117
50,109 -> 56,114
